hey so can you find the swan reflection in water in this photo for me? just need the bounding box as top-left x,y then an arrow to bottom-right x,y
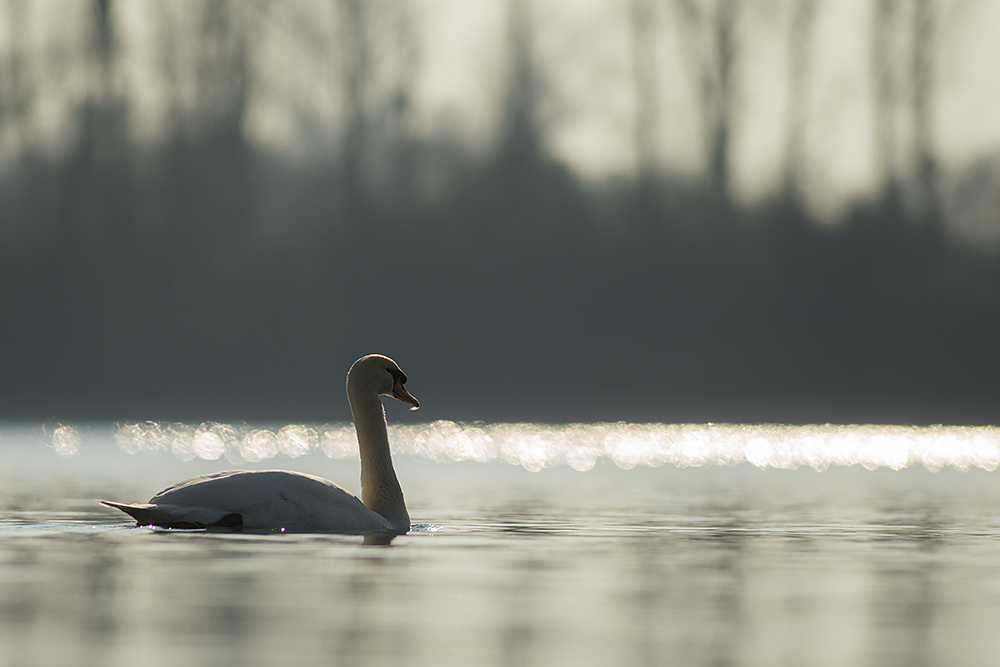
99,354 -> 418,544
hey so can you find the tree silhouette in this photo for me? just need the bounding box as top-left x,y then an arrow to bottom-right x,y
0,1 -> 998,424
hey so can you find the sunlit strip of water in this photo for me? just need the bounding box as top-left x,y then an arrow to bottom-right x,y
51,421 -> 1000,473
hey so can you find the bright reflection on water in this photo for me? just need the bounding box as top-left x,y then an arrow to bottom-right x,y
3,422 -> 1000,667
109,420 -> 1000,472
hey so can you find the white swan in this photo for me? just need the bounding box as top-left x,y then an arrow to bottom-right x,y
99,354 -> 418,537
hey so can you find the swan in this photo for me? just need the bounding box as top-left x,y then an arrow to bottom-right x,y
99,354 -> 419,538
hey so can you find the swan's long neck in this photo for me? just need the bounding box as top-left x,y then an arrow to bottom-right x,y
348,385 -> 409,532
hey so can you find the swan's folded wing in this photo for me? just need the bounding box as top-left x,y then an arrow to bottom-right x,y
98,500 -> 242,529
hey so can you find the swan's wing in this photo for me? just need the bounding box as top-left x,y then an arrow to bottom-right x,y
98,500 -> 242,529
105,470 -> 393,534
226,471 -> 393,533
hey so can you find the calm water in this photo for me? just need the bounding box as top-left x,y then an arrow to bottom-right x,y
3,422 -> 1000,667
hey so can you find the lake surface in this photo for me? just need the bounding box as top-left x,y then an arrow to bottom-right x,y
3,421 -> 1000,667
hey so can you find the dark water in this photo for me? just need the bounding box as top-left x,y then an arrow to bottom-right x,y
3,423 -> 1000,667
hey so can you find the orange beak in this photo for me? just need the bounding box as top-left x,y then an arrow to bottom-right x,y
392,376 -> 420,409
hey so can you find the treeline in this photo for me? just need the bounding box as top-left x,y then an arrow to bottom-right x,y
3,136 -> 998,425
1,1 -> 999,424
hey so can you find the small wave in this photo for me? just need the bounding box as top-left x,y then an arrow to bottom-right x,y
410,523 -> 444,532
110,421 -> 1000,473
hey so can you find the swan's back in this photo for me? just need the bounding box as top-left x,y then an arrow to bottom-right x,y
104,470 -> 394,534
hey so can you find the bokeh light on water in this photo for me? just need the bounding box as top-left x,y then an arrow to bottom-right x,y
110,420 -> 1000,472
49,425 -> 82,458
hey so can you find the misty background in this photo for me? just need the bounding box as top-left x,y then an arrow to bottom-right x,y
1,0 -> 999,425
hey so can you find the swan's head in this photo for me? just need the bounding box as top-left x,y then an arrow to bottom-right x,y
348,354 -> 420,409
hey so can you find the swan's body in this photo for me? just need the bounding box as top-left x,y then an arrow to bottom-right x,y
99,354 -> 418,536
99,470 -> 397,533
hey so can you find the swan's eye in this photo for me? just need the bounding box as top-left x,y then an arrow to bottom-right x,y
387,368 -> 407,384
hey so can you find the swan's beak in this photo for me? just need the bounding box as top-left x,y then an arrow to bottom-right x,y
392,378 -> 420,410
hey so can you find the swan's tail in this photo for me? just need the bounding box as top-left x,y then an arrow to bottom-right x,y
97,499 -> 243,530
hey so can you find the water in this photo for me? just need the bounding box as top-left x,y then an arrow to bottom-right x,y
3,422 -> 1000,667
